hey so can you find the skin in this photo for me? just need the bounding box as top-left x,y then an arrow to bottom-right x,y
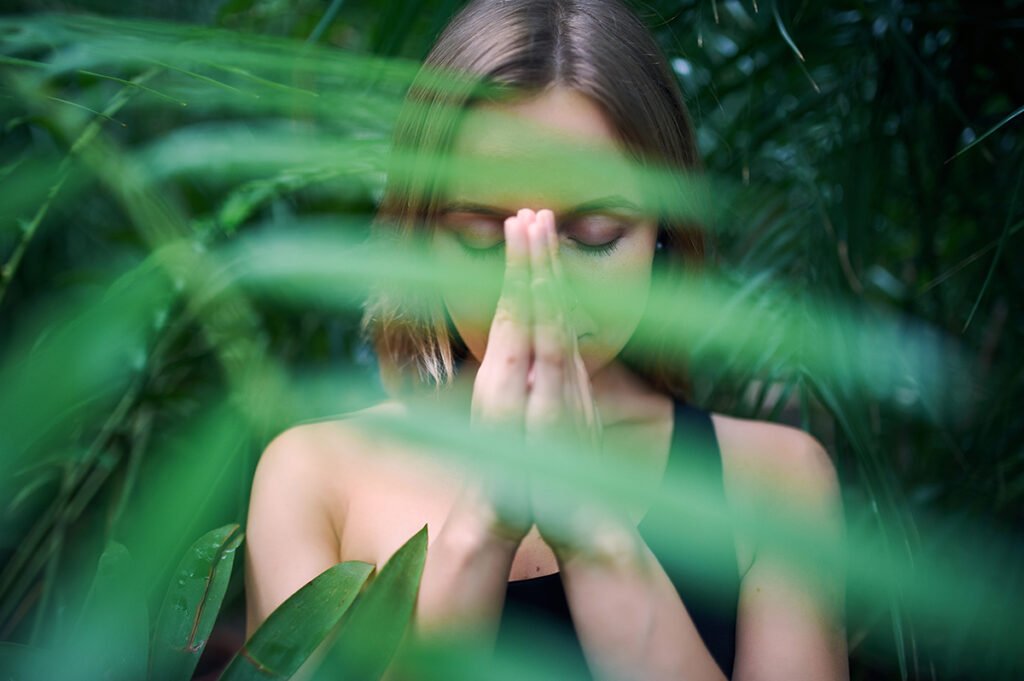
244,86 -> 849,681
433,87 -> 658,378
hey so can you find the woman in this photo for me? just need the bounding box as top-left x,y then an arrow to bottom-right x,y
245,1 -> 848,679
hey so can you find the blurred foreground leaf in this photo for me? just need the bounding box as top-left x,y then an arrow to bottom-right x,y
66,542 -> 148,681
0,642 -> 49,681
221,560 -> 374,681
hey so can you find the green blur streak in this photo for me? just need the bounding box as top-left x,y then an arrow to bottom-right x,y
64,542 -> 148,681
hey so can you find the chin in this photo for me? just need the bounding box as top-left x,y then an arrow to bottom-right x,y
578,339 -> 618,378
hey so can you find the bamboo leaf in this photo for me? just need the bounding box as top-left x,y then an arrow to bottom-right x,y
946,104 -> 1024,164
220,560 -> 374,681
312,526 -> 429,681
148,524 -> 244,681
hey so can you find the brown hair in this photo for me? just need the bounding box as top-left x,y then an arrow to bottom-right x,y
361,0 -> 707,397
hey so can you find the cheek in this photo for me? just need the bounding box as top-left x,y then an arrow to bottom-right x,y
567,238 -> 655,366
434,237 -> 503,362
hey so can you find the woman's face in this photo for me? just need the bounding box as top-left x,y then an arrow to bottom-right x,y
432,86 -> 657,377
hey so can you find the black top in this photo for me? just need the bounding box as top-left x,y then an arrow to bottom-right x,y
495,399 -> 740,679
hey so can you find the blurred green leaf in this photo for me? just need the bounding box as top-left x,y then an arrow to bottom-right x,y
0,642 -> 50,681
65,542 -> 149,681
946,103 -> 1024,163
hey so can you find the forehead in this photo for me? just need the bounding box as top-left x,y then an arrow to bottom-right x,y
443,87 -> 644,211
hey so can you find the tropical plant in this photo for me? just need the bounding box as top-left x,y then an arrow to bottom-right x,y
0,1 -> 1021,680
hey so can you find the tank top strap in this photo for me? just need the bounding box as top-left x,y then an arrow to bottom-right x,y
637,397 -> 726,534
668,398 -> 723,483
637,396 -> 739,678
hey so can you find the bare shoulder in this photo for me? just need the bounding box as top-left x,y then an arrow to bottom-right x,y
244,400 -> 411,634
709,412 -> 841,509
252,399 -> 411,505
706,413 -> 843,580
250,399 -> 463,567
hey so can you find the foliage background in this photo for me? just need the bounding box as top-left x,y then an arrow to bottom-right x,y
1,0 -> 1021,680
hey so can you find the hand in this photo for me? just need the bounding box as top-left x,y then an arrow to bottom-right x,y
522,210 -> 634,562
522,209 -> 601,451
458,208 -> 536,547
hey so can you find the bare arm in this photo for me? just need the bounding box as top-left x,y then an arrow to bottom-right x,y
244,426 -> 344,680
556,427 -> 848,681
413,485 -> 522,643
729,429 -> 848,681
246,425 -> 522,681
245,427 -> 341,636
558,529 -> 728,681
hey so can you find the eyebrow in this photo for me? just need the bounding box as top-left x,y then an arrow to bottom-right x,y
438,195 -> 644,219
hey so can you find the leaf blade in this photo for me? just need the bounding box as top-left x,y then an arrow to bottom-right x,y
220,560 -> 374,681
313,526 -> 429,681
148,524 -> 244,681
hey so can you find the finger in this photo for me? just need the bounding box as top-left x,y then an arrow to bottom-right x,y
517,207 -> 536,227
488,214 -> 531,354
476,214 -> 532,417
538,210 -> 600,439
537,210 -> 588,415
526,212 -> 568,435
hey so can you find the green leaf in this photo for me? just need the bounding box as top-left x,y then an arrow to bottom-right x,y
0,642 -> 50,681
313,526 -> 429,681
220,560 -> 374,681
64,541 -> 149,681
148,524 -> 244,681
962,162 -> 1023,331
771,0 -> 804,62
946,103 -> 1024,163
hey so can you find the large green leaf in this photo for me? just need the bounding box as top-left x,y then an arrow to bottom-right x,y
312,526 -> 429,681
64,541 -> 149,681
220,560 -> 374,681
0,642 -> 51,681
148,524 -> 244,681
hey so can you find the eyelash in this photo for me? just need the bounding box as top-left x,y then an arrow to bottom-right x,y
459,241 -> 502,259
457,236 -> 622,258
574,237 -> 621,256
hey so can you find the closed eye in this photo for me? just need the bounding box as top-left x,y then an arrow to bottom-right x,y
456,235 -> 504,257
442,211 -> 628,257
564,215 -> 626,256
568,235 -> 622,256
441,212 -> 504,256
